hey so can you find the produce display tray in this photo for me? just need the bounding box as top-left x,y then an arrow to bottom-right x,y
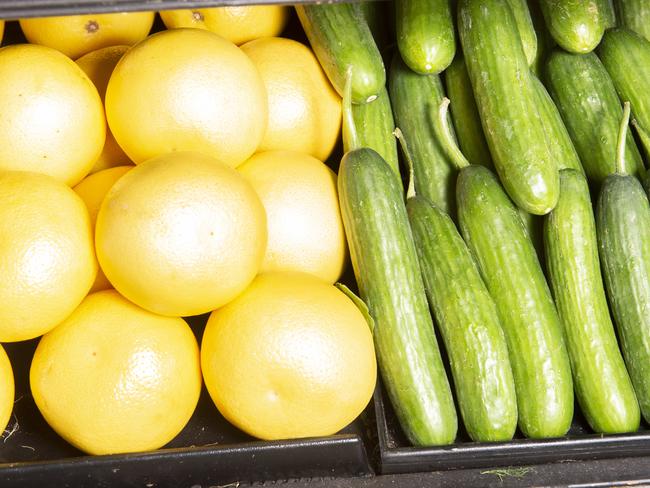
375,381 -> 650,475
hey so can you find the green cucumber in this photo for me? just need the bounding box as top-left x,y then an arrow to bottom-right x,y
614,1 -> 650,41
539,0 -> 606,53
295,3 -> 385,104
544,50 -> 644,185
598,28 -> 650,135
444,53 -> 493,168
357,1 -> 389,50
599,0 -> 616,29
530,74 -> 583,173
458,0 -> 559,215
389,53 -> 456,216
528,0 -> 556,76
396,0 -> 455,74
507,0 -> 538,67
597,104 -> 650,425
545,168 -> 639,433
407,195 -> 517,442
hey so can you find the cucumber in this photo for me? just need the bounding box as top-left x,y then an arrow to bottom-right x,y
519,208 -> 545,264
357,1 -> 389,50
507,0 -> 538,67
545,168 -> 639,433
396,0 -> 455,74
527,0 -> 555,76
614,1 -> 650,42
407,195 -> 517,442
597,104 -> 650,425
295,3 -> 385,104
544,50 -> 645,185
458,0 -> 559,215
598,28 -> 650,135
599,0 -> 617,29
539,0 -> 606,53
389,53 -> 456,216
444,53 -> 493,169
530,74 -> 583,173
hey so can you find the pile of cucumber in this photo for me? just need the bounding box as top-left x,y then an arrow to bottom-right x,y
297,0 -> 650,445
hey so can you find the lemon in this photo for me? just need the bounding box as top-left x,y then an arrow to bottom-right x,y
30,290 -> 202,455
106,28 -> 267,168
241,37 -> 341,161
76,45 -> 133,174
19,12 -> 154,59
0,171 -> 96,342
74,165 -> 132,293
238,151 -> 347,283
0,21 -> 4,44
0,345 -> 15,434
96,151 -> 267,317
0,44 -> 105,186
159,5 -> 289,45
201,272 -> 376,440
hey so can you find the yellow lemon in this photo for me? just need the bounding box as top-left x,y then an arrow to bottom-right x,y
76,45 -> 133,174
19,12 -> 154,59
0,171 -> 96,342
159,5 -> 289,45
96,151 -> 267,317
0,345 -> 14,434
238,151 -> 347,283
0,21 -> 4,44
30,290 -> 202,455
0,44 -> 105,186
201,272 -> 376,440
74,165 -> 132,293
241,37 -> 341,161
106,28 -> 267,167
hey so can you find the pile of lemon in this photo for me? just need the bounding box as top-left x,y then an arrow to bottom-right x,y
0,7 -> 376,455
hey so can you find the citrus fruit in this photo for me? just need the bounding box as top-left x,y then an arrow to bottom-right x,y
0,44 -> 105,186
19,12 -> 154,59
201,272 -> 377,440
0,171 -> 96,342
0,345 -> 15,435
76,45 -> 133,174
105,28 -> 267,167
159,5 -> 289,45
0,20 -> 4,44
238,151 -> 347,283
30,289 -> 202,455
74,165 -> 132,293
96,151 -> 267,317
240,37 -> 341,161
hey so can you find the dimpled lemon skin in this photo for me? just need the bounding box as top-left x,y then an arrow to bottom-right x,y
76,45 -> 133,174
201,272 -> 377,440
96,151 -> 267,317
0,45 -> 105,186
105,28 -> 268,168
159,5 -> 289,45
19,12 -> 154,59
30,290 -> 202,455
74,165 -> 132,292
0,171 -> 97,342
0,345 -> 15,434
241,37 -> 342,162
238,151 -> 347,283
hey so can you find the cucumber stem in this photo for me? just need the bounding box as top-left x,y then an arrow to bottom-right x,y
432,98 -> 470,170
616,101 -> 631,175
393,127 -> 416,199
342,66 -> 360,152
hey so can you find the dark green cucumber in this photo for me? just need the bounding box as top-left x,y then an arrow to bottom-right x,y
530,74 -> 583,173
614,0 -> 650,41
458,0 -> 559,215
338,148 -> 457,446
545,168 -> 639,433
598,28 -> 650,135
545,50 -> 644,185
444,53 -> 493,168
389,54 -> 456,215
345,87 -> 400,179
457,165 -> 573,438
407,195 -> 517,442
356,1 -> 389,50
507,0 -> 538,67
396,0 -> 455,74
599,0 -> 616,28
539,0 -> 606,53
295,3 -> 385,104
528,0 -> 556,76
